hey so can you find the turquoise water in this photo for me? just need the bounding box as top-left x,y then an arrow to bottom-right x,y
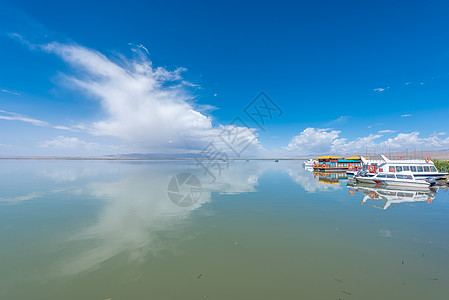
0,160 -> 448,300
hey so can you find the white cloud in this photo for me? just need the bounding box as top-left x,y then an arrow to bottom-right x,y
380,132 -> 449,150
196,104 -> 218,112
136,44 -> 149,54
378,129 -> 396,133
181,80 -> 201,87
0,109 -> 78,132
39,42 -> 260,154
330,134 -> 382,154
39,136 -> 100,150
52,125 -> 78,132
401,114 -> 412,117
325,115 -> 348,126
285,128 -> 449,155
1,89 -> 20,95
0,109 -> 49,126
285,128 -> 341,154
374,86 -> 390,92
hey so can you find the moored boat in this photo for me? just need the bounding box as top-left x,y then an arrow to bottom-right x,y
302,158 -> 317,168
348,155 -> 448,179
313,156 -> 362,172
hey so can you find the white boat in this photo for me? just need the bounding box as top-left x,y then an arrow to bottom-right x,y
354,171 -> 432,189
347,155 -> 447,179
302,159 -> 317,168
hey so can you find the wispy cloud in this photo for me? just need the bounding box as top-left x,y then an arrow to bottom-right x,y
53,125 -> 78,131
136,44 -> 149,54
196,104 -> 218,112
181,80 -> 201,88
378,129 -> 396,133
1,89 -> 21,96
38,136 -> 100,150
0,109 -> 77,131
0,109 -> 49,126
326,115 -> 348,126
401,114 -> 412,118
374,86 -> 390,92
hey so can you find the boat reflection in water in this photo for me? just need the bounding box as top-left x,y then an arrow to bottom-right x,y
313,171 -> 348,185
347,181 -> 437,210
303,165 -> 349,187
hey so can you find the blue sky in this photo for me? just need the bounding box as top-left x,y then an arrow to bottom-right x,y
1,0 -> 449,157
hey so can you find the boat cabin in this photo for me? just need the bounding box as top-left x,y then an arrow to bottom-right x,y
360,155 -> 447,179
314,156 -> 362,171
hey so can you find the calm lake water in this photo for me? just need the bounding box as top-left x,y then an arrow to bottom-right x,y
1,160 -> 448,300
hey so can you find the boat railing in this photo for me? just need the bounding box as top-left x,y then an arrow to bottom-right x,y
361,154 -> 431,162
388,155 -> 430,160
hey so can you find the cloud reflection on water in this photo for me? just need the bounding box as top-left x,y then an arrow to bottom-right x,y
54,161 -> 274,276
2,160 -> 438,279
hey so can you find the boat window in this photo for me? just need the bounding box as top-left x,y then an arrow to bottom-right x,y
405,175 -> 413,179
431,166 -> 437,172
377,174 -> 387,178
410,166 -> 417,172
395,166 -> 403,172
389,166 -> 395,172
417,166 -> 423,172
403,166 -> 410,171
423,166 -> 430,172
396,174 -> 406,179
398,192 -> 413,197
387,174 -> 396,178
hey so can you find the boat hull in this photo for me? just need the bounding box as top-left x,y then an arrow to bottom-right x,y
413,173 -> 448,180
354,176 -> 430,189
313,167 -> 350,172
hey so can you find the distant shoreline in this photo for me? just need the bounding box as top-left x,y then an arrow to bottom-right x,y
1,150 -> 448,160
0,157 -> 311,160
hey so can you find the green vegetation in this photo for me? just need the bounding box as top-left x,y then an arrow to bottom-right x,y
433,159 -> 449,172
